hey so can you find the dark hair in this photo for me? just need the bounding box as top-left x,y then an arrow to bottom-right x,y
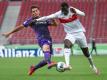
61,2 -> 69,8
31,5 -> 39,11
61,2 -> 69,15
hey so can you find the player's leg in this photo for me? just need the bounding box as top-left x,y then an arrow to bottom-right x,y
42,39 -> 56,69
30,44 -> 52,71
28,39 -> 54,76
81,47 -> 100,75
28,60 -> 47,76
81,47 -> 95,68
43,44 -> 51,63
64,39 -> 72,68
63,33 -> 75,69
78,32 -> 100,75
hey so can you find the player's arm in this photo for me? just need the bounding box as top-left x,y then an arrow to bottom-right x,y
70,7 -> 85,16
2,18 -> 32,38
36,11 -> 60,21
2,25 -> 25,38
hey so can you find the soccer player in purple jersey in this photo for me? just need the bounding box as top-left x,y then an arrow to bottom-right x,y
2,6 -> 57,76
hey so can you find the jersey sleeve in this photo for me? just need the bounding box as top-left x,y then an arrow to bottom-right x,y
23,17 -> 32,27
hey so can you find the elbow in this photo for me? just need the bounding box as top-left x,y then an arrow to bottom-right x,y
83,12 -> 85,16
80,12 -> 85,16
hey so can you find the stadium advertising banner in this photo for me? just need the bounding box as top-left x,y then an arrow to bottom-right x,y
0,46 -> 63,58
0,44 -> 107,57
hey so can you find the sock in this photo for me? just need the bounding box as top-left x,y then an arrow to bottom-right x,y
88,55 -> 95,68
44,51 -> 51,64
35,60 -> 47,70
64,48 -> 71,66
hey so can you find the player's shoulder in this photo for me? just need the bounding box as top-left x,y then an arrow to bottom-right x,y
24,17 -> 33,22
23,17 -> 33,27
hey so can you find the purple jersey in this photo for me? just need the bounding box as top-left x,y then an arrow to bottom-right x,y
23,17 -> 53,52
23,17 -> 51,39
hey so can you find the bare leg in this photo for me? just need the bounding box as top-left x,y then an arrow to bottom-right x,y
81,47 -> 100,75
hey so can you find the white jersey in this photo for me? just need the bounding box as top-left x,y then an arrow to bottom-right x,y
62,19 -> 85,34
37,7 -> 86,34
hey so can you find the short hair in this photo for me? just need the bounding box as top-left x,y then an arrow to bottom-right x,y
31,5 -> 39,11
61,2 -> 69,8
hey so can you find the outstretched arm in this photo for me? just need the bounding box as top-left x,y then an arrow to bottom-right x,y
36,11 -> 60,21
2,17 -> 33,38
70,7 -> 85,16
2,25 -> 25,38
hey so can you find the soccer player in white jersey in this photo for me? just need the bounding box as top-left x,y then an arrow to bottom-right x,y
34,2 -> 100,75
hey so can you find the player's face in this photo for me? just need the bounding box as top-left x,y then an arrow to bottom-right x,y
31,8 -> 40,18
61,6 -> 69,15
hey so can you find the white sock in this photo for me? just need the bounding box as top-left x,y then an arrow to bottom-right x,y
64,48 -> 71,66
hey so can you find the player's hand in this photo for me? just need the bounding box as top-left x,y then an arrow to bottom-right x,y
2,33 -> 11,38
70,8 -> 76,14
53,19 -> 60,26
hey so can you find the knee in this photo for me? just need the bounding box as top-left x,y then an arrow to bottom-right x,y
64,39 -> 73,48
42,44 -> 50,52
81,47 -> 90,57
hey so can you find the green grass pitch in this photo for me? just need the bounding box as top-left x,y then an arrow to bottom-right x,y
0,55 -> 107,80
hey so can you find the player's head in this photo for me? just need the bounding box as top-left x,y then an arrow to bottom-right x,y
61,2 -> 69,15
31,6 -> 40,18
